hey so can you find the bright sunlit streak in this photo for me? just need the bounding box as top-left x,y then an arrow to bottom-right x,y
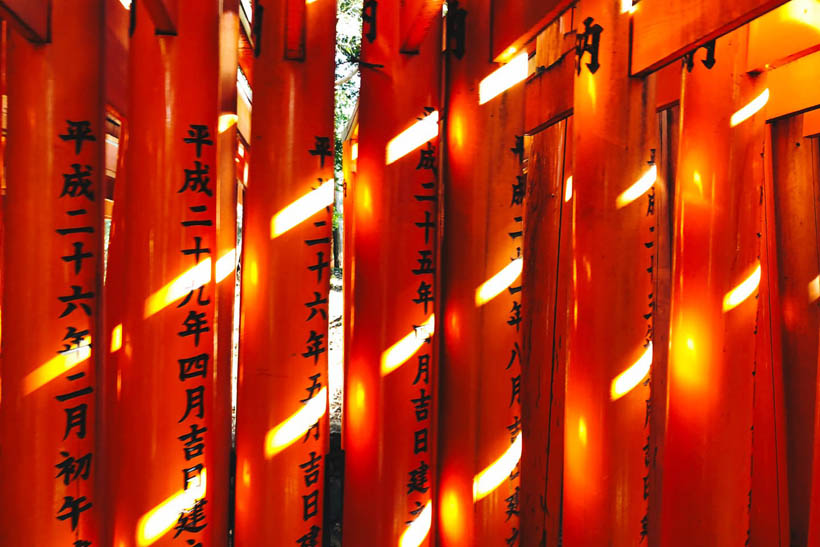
564,176 -> 573,202
474,433 -> 522,501
111,324 -> 123,353
265,387 -> 328,458
475,258 -> 523,306
620,0 -> 638,13
144,259 -> 212,318
351,142 -> 359,161
119,0 -> 132,8
610,342 -> 653,401
270,180 -> 334,238
399,501 -> 432,547
479,51 -> 528,105
730,89 -> 770,127
386,111 -> 439,165
215,248 -> 237,283
809,275 -> 820,303
137,470 -> 207,546
723,263 -> 761,311
24,343 -> 91,396
381,315 -> 435,375
616,165 -> 657,209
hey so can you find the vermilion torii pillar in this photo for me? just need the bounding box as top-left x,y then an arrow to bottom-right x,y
0,2 -> 104,545
661,30 -> 763,545
234,0 -> 335,543
436,0 -> 526,544
562,0 -> 658,544
342,1 -> 442,545
103,2 -> 229,545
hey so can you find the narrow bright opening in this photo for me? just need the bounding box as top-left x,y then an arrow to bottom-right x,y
809,275 -> 820,303
265,387 -> 328,458
616,165 -> 657,209
730,89 -> 770,127
475,258 -> 523,306
270,180 -> 334,238
723,263 -> 761,312
473,432 -> 522,502
478,51 -> 529,105
351,142 -> 359,161
24,343 -> 91,396
564,176 -> 573,202
386,111 -> 439,165
610,342 -> 653,401
399,501 -> 432,547
110,324 -> 123,353
620,0 -> 638,13
218,114 -> 238,134
381,315 -> 435,375
137,470 -> 207,546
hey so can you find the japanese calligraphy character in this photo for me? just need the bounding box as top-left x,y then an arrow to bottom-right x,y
417,142 -> 437,174
411,389 -> 431,422
507,301 -> 522,331
507,415 -> 521,442
59,120 -> 96,155
179,386 -> 205,422
413,281 -> 434,314
303,490 -> 319,520
303,420 -> 320,443
56,496 -> 92,531
62,242 -> 94,274
178,310 -> 210,346
505,486 -> 520,521
412,250 -> 435,275
183,125 -> 213,158
183,463 -> 204,490
414,182 -> 436,202
302,331 -> 326,364
55,451 -> 92,486
413,354 -> 430,385
61,164 -> 95,200
511,175 -> 525,206
304,292 -> 328,322
180,161 -> 212,196
308,136 -> 332,168
308,251 -> 330,282
301,373 -> 323,403
178,285 -> 211,308
173,498 -> 208,537
415,211 -> 435,245
407,460 -> 429,494
60,326 -> 90,353
179,354 -> 209,381
299,452 -> 322,487
506,527 -> 520,546
507,342 -> 521,370
179,423 -> 207,460
510,375 -> 521,407
296,525 -> 321,547
58,286 -> 94,318
413,428 -> 428,454
181,236 -> 211,263
63,403 -> 88,440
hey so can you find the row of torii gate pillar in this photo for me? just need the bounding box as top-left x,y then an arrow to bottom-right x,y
0,0 -> 819,545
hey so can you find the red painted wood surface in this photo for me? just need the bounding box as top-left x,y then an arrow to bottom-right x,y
0,2 -> 104,544
562,0 -> 657,544
769,114 -> 820,546
490,0 -> 572,62
103,2 -> 227,545
631,0 -> 787,75
660,30 -> 763,545
234,0 -> 335,543
436,0 -> 525,544
343,1 -> 441,544
520,116 -> 572,547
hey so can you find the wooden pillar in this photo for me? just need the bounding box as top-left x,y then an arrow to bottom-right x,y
0,2 -> 104,544
234,0 -> 335,543
103,2 -> 227,545
562,0 -> 658,544
436,0 -> 526,545
660,30 -> 764,545
342,1 -> 441,544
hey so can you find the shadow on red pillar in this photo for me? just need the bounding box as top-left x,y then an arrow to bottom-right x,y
0,2 -> 105,545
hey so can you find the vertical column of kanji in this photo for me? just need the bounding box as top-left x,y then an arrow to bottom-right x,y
436,1 -> 526,545
0,2 -> 104,546
660,31 -> 763,545
233,0 -> 334,544
562,1 -> 657,544
105,2 -> 223,546
342,0 -> 441,545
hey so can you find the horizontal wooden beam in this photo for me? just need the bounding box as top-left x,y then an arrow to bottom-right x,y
766,48 -> 820,121
0,0 -> 48,43
491,0 -> 573,62
142,0 -> 177,35
630,0 -> 788,76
